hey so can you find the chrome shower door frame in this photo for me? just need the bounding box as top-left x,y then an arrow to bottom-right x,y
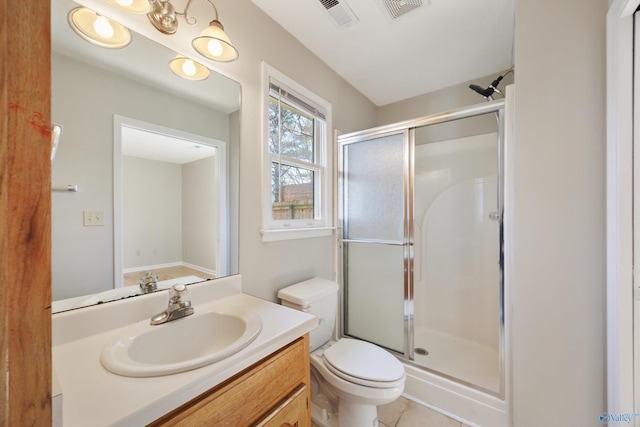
337,99 -> 507,399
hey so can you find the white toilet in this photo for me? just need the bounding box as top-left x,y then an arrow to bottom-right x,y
278,278 -> 405,427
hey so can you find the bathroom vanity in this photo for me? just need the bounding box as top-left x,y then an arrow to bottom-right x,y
150,336 -> 309,426
52,276 -> 316,426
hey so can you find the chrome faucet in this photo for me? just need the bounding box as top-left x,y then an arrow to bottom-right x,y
139,271 -> 158,294
150,284 -> 194,325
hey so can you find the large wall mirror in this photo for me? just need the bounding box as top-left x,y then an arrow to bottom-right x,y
51,0 -> 240,313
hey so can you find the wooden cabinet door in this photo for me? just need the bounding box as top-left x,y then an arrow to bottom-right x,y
255,386 -> 309,427
149,335 -> 310,427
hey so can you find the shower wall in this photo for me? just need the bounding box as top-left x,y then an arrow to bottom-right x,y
414,133 -> 498,345
412,132 -> 500,393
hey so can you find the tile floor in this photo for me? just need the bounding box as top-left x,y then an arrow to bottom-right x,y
378,397 -> 469,427
312,396 -> 470,427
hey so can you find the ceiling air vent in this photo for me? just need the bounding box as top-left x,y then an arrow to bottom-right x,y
318,0 -> 359,29
379,0 -> 423,20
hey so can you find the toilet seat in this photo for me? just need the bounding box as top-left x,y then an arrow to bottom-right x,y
322,339 -> 405,389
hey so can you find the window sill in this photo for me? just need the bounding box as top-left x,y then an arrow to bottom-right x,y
260,227 -> 334,242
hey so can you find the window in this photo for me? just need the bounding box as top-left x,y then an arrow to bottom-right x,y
261,63 -> 333,241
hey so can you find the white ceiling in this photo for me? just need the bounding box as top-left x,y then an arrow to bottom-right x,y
250,0 -> 515,106
122,126 -> 217,164
54,0 -> 514,110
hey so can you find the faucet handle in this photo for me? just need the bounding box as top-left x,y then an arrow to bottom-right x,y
139,271 -> 158,294
169,283 -> 188,304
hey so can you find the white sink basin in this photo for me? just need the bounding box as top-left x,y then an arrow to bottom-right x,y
100,309 -> 262,377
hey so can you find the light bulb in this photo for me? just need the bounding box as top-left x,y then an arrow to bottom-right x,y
116,0 -> 133,5
207,39 -> 223,57
93,16 -> 114,39
181,59 -> 197,77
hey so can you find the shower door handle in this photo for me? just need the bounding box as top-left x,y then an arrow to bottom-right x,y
339,238 -> 406,246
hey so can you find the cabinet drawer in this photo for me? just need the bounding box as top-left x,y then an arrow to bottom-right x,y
149,335 -> 309,427
255,385 -> 308,427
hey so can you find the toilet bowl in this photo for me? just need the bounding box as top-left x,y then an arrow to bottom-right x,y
310,339 -> 405,426
278,278 -> 406,427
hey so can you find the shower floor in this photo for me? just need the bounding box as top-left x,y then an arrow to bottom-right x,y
413,327 -> 500,394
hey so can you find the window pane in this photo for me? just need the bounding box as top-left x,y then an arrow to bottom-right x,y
271,161 -> 315,220
269,95 -> 314,162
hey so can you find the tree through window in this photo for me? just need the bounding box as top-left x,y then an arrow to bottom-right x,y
268,80 -> 325,221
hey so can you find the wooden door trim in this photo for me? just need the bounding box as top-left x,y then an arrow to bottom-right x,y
0,0 -> 52,425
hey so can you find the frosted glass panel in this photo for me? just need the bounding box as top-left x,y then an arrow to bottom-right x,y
344,242 -> 405,353
344,134 -> 404,241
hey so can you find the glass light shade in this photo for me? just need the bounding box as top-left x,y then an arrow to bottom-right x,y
68,7 -> 131,49
105,0 -> 152,14
169,55 -> 210,81
192,20 -> 239,62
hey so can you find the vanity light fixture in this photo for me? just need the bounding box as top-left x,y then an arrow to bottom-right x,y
68,0 -> 238,80
192,18 -> 238,62
68,7 -> 131,49
169,55 -> 210,80
147,0 -> 239,62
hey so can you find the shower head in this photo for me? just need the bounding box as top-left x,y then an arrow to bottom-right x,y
469,84 -> 496,98
469,69 -> 513,99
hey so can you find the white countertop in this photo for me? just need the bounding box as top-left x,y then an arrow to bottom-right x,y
52,275 -> 317,427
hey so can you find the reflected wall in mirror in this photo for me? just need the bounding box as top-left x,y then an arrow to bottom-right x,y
115,116 -> 228,286
51,0 -> 240,313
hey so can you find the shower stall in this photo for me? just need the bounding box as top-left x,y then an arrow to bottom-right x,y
338,98 -> 509,425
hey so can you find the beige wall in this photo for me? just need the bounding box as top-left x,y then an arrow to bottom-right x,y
213,0 -> 379,301
122,156 -> 183,269
122,155 -> 219,273
511,0 -> 607,424
182,156 -> 218,272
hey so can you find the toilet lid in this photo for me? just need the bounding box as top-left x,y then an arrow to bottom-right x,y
322,339 -> 404,384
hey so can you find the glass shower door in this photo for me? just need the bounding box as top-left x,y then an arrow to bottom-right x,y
338,102 -> 506,398
339,131 -> 409,354
412,122 -> 502,395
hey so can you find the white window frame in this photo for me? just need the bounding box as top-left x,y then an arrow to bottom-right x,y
260,62 -> 333,242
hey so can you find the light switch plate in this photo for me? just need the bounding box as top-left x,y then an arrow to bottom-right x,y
83,210 -> 104,226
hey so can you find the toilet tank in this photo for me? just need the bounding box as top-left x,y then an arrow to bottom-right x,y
278,278 -> 339,351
